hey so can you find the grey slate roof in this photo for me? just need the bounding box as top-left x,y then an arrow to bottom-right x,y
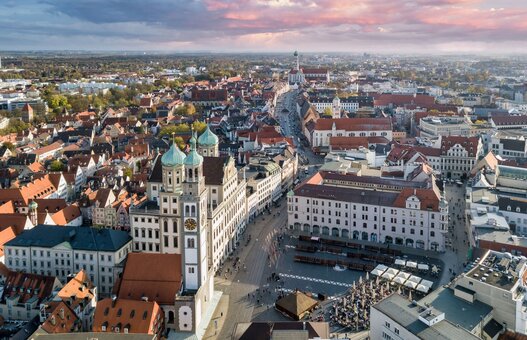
294,183 -> 399,206
498,196 -> 527,214
148,154 -> 163,182
6,225 -> 132,252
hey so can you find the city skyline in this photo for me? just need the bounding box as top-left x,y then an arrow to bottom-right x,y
1,0 -> 527,53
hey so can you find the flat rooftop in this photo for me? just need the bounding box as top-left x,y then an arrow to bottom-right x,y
373,293 -> 480,340
419,287 -> 493,331
465,252 -> 523,291
476,228 -> 527,249
466,265 -> 516,290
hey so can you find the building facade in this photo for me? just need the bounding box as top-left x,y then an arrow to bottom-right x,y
4,225 -> 133,297
311,118 -> 393,148
287,172 -> 448,251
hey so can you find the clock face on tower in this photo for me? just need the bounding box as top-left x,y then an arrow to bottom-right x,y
184,218 -> 197,231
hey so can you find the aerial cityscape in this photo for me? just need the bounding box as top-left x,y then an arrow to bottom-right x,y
1,1 -> 527,340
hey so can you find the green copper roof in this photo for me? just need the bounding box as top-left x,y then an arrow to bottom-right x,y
184,134 -> 203,166
161,142 -> 186,167
198,125 -> 219,146
29,200 -> 38,209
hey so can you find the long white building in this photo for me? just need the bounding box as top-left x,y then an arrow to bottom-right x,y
4,225 -> 133,297
287,171 -> 448,251
310,118 -> 393,148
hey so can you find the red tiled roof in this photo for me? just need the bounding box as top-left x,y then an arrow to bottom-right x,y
374,94 -> 435,107
41,301 -> 79,334
393,188 -> 440,211
93,298 -> 163,335
52,205 -> 81,225
441,136 -> 479,157
329,136 -> 369,150
492,115 -> 527,126
191,89 -> 228,102
0,227 -> 16,257
1,271 -> 59,305
117,253 -> 182,305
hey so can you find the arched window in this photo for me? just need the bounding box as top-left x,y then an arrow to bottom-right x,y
187,238 -> 195,248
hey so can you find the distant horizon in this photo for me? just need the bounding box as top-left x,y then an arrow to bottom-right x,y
1,49 -> 527,57
1,0 -> 526,54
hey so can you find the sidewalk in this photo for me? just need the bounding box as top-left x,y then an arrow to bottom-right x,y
202,295 -> 230,339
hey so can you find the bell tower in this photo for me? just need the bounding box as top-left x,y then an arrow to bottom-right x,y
159,135 -> 186,254
181,130 -> 209,292
197,124 -> 219,157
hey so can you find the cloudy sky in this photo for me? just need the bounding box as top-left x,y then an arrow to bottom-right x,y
1,0 -> 526,53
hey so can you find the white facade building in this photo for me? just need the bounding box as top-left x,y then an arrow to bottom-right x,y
440,136 -> 483,179
245,160 -> 282,214
4,225 -> 132,298
287,172 -> 448,251
311,118 -> 393,148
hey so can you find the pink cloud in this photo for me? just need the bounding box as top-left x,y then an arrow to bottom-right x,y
35,0 -> 527,52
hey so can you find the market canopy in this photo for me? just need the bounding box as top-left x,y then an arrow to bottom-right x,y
418,264 -> 429,271
394,272 -> 411,281
404,280 -> 418,289
394,259 -> 406,266
382,271 -> 396,281
392,276 -> 406,284
275,291 -> 319,321
371,267 -> 386,277
408,275 -> 422,284
416,284 -> 430,293
421,280 -> 434,289
385,267 -> 399,276
374,264 -> 388,272
406,261 -> 418,269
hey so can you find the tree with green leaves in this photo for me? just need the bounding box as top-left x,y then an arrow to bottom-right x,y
2,142 -> 15,151
192,121 -> 207,133
48,94 -> 69,109
123,167 -> 133,178
174,103 -> 196,116
159,124 -> 191,137
323,107 -> 333,117
0,119 -> 29,135
49,160 -> 65,171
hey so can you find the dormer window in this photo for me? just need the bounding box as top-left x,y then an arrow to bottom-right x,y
517,207 -> 521,213
507,206 -> 511,211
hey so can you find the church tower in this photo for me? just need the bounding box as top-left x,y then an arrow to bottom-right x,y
159,136 -> 186,254
181,131 -> 209,292
332,95 -> 341,118
197,124 -> 219,157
